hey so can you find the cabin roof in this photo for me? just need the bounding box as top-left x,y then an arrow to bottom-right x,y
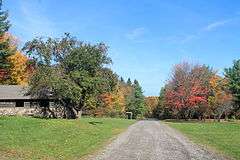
0,85 -> 31,100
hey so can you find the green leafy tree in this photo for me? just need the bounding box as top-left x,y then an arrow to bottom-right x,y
23,34 -> 113,119
0,0 -> 15,83
224,59 -> 240,113
98,68 -> 118,93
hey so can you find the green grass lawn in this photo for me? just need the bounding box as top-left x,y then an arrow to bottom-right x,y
166,120 -> 240,160
0,116 -> 135,160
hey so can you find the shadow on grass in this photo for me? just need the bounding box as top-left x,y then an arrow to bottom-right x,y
88,121 -> 103,125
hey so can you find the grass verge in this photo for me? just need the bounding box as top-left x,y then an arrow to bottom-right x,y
166,120 -> 240,159
0,116 -> 135,160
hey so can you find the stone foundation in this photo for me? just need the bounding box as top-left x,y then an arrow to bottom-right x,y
0,106 -> 80,119
0,107 -> 37,116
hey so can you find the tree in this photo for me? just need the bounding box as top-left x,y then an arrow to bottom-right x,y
153,86 -> 173,119
0,34 -> 32,85
110,83 -> 126,117
190,64 -> 213,120
120,77 -> 124,83
208,75 -> 233,121
97,92 -> 113,116
0,1 -> 15,83
165,62 -> 213,120
208,75 -> 222,117
63,42 -> 112,117
224,59 -> 240,114
7,50 -> 30,85
144,96 -> 158,118
99,68 -> 118,93
126,79 -> 146,118
112,83 -> 126,113
127,78 -> 132,85
23,34 -> 113,119
95,69 -> 121,117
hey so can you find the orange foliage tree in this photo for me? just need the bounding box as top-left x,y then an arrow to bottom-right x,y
144,96 -> 159,117
97,82 -> 126,117
208,75 -> 233,121
7,50 -> 31,85
112,83 -> 126,113
0,33 -> 32,85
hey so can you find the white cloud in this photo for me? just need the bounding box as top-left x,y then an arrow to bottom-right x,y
125,27 -> 146,42
203,19 -> 231,31
179,19 -> 231,43
172,18 -> 233,44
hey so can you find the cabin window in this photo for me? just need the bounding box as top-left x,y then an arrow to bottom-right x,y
16,101 -> 24,107
0,102 -> 14,107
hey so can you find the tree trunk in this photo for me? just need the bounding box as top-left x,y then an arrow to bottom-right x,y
224,112 -> 229,121
77,109 -> 83,119
65,107 -> 77,119
77,90 -> 86,119
213,115 -> 217,122
218,113 -> 222,122
198,116 -> 201,121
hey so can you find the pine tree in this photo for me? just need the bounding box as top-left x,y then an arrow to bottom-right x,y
126,79 -> 146,118
127,78 -> 132,86
120,77 -> 124,83
133,80 -> 146,118
0,0 -> 14,84
224,59 -> 240,111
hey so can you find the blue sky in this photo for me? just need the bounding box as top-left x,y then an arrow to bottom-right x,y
5,0 -> 240,96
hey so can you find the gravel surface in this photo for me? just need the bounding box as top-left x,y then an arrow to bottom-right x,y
89,120 -> 227,160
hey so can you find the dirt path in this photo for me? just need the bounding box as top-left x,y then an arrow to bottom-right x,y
89,120 -> 227,160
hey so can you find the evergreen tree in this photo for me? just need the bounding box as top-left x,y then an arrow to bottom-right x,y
133,79 -> 139,86
0,0 -> 14,83
224,59 -> 240,112
0,0 -> 10,36
120,77 -> 124,83
126,79 -> 146,118
133,80 -> 146,117
153,86 -> 172,119
127,78 -> 132,85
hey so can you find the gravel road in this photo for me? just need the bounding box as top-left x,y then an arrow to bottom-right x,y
90,120 -> 227,160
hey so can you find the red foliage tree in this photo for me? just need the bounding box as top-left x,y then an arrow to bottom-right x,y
165,62 -> 213,119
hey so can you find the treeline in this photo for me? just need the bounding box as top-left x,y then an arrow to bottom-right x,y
0,2 -> 146,119
153,62 -> 240,121
1,1 -> 240,120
